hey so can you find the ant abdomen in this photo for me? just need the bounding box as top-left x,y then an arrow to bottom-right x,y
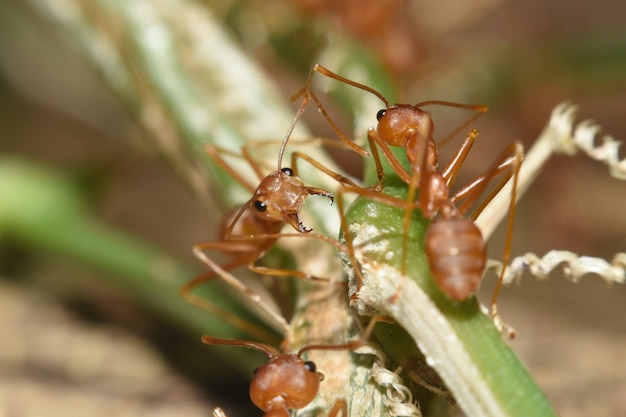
425,217 -> 486,301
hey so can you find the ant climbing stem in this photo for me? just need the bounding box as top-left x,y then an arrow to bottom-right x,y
292,64 -> 489,265
295,65 -> 523,335
181,90 -> 371,344
201,316 -> 389,417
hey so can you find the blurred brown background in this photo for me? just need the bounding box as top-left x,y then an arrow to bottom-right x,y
1,0 -> 625,416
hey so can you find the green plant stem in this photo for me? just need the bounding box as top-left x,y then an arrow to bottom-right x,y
345,182 -> 557,417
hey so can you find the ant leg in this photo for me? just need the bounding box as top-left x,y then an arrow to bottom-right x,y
290,132 -> 386,191
298,315 -> 393,355
294,316 -> 390,416
450,142 -> 523,219
365,129 -> 387,191
210,89 -> 333,179
327,399 -> 348,417
335,184 -> 372,299
414,100 -> 488,149
180,285 -> 275,342
200,333 -> 280,357
296,89 -> 370,157
236,137 -> 349,183
180,244 -> 279,340
290,150 -> 362,188
247,264 -> 345,286
336,185 -> 365,299
236,232 -> 350,287
439,128 -> 512,216
189,232 -> 351,332
192,240 -> 293,341
367,128 -> 412,184
440,129 -> 480,188
204,144 -> 266,191
293,65 -> 391,108
292,64 -> 401,158
288,71 -> 370,158
292,64 -> 413,190
488,143 -> 523,338
290,64 -> 321,102
181,252 -> 251,297
449,142 -> 524,337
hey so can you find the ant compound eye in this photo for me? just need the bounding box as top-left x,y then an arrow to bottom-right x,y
281,167 -> 294,176
254,200 -> 267,212
303,361 -> 317,373
376,109 -> 387,121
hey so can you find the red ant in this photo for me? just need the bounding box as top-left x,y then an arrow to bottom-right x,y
181,95 -> 364,343
292,65 -> 523,325
201,317 -> 388,417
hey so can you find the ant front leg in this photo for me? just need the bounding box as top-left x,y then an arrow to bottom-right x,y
291,65 -> 373,158
288,140 -> 365,189
302,91 -> 371,157
366,127 -> 412,185
204,144 -> 269,191
326,399 -> 348,417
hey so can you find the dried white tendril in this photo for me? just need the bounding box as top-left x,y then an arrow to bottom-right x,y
477,102 -> 625,296
486,251 -> 626,286
355,343 -> 423,417
548,103 -> 626,179
477,102 -> 625,239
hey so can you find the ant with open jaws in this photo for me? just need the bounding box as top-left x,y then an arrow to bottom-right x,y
293,65 -> 523,332
202,316 -> 389,417
181,95 -> 366,344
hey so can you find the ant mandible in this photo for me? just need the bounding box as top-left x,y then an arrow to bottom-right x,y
292,65 -> 523,325
201,317 -> 388,417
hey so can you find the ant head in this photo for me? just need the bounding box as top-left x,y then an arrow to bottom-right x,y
250,353 -> 322,414
251,168 -> 333,233
201,335 -> 325,417
376,104 -> 434,148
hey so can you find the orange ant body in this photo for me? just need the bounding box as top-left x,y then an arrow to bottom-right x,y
202,317 -> 387,417
293,65 -> 523,317
182,97 -> 362,341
